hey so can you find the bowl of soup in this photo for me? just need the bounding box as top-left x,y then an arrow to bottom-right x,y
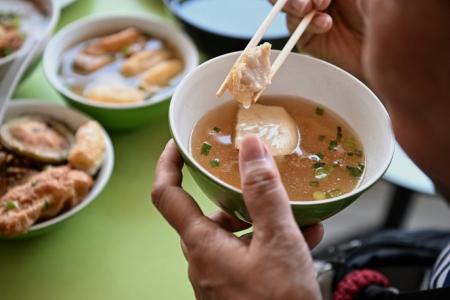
0,100 -> 114,238
0,0 -> 59,79
43,14 -> 199,130
169,51 -> 395,226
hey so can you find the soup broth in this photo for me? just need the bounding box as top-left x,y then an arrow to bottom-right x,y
191,96 -> 366,201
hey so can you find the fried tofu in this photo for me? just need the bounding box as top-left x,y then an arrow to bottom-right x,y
69,121 -> 106,175
235,104 -> 299,156
121,49 -> 172,76
85,28 -> 143,55
86,85 -> 145,105
139,59 -> 183,91
74,52 -> 113,73
226,43 -> 272,108
0,166 -> 93,237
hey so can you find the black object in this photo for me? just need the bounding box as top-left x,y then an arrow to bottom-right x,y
381,186 -> 415,229
164,0 -> 290,57
360,285 -> 450,300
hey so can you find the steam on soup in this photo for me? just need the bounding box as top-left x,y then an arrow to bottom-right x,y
59,28 -> 184,105
191,96 -> 365,201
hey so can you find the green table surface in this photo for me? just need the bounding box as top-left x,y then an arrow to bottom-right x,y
0,1 -> 216,299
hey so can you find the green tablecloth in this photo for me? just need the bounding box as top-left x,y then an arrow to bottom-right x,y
0,1 -> 215,299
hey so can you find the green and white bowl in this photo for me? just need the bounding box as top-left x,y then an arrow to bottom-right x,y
169,51 -> 395,226
44,14 -> 199,131
2,101 -> 114,238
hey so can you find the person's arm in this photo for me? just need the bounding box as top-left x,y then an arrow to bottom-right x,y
152,137 -> 323,300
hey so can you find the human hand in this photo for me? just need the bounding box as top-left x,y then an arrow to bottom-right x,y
270,0 -> 366,80
152,137 -> 323,300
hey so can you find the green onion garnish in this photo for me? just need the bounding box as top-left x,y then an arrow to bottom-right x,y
315,106 -> 325,116
346,163 -> 365,177
210,158 -> 220,168
315,153 -> 324,160
313,162 -> 325,169
4,200 -> 18,210
328,140 -> 338,151
336,126 -> 343,141
315,166 -> 333,180
309,181 -> 320,187
201,142 -> 212,156
213,127 -> 221,133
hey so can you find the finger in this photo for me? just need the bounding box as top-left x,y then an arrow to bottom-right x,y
152,140 -> 206,239
239,136 -> 297,236
208,211 -> 251,232
301,223 -> 324,249
270,0 -> 331,18
287,13 -> 332,35
180,239 -> 189,261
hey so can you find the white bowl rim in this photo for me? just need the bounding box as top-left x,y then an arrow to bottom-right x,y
170,51 -> 395,206
3,100 -> 115,233
0,0 -> 60,65
43,13 -> 199,110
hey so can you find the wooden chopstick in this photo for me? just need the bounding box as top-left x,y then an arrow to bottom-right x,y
252,10 -> 316,102
216,0 -> 290,97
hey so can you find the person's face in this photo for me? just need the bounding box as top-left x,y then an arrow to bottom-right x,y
360,0 -> 450,199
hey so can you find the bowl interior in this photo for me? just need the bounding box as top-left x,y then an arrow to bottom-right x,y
170,51 -> 395,202
3,100 -> 114,233
44,14 -> 199,110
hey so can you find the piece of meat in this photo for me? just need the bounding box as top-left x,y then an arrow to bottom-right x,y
74,52 -> 113,73
69,121 -> 106,175
225,43 -> 272,108
85,84 -> 145,104
121,49 -> 172,76
235,104 -> 299,156
139,59 -> 183,92
0,166 -> 93,237
84,28 -> 143,55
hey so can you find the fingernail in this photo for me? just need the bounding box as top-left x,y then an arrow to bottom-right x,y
314,15 -> 330,28
314,0 -> 324,9
240,135 -> 265,163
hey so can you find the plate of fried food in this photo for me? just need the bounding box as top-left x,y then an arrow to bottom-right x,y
0,101 -> 114,238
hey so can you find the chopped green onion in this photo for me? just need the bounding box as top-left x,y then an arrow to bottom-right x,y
201,142 -> 212,156
336,126 -> 343,141
354,150 -> 364,157
326,189 -> 343,198
313,191 -> 327,200
313,162 -> 325,169
309,181 -> 320,187
315,106 -> 325,116
346,163 -> 365,177
121,46 -> 129,55
212,127 -> 221,133
315,152 -> 325,160
318,135 -> 326,141
328,140 -> 338,151
4,200 -> 18,210
31,181 -> 39,188
315,166 -> 333,180
210,158 -> 220,168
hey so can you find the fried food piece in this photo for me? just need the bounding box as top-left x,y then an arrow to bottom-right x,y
235,104 -> 299,156
225,43 -> 272,108
69,121 -> 106,175
74,52 -> 113,73
86,85 -> 145,105
121,49 -> 172,76
0,166 -> 93,237
85,28 -> 143,55
139,59 -> 183,92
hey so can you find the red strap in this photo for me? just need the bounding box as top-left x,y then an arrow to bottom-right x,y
333,269 -> 391,300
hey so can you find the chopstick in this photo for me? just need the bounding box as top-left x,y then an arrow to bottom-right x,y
252,10 -> 316,102
216,0 -> 290,97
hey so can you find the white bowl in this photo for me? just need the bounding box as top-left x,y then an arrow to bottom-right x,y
0,0 -> 60,78
170,51 -> 395,226
2,100 -> 115,237
43,14 -> 199,130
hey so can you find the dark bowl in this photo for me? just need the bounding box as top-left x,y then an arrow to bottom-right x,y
163,0 -> 290,57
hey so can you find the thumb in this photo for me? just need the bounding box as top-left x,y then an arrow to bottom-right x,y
239,136 -> 297,237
